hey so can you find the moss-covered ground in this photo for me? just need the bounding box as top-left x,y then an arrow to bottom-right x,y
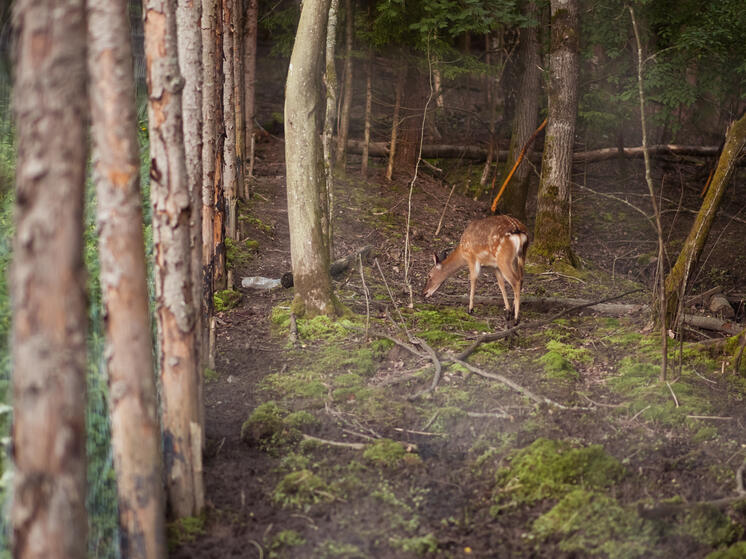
172,143 -> 746,559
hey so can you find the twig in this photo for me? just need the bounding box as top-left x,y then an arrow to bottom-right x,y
451,358 -> 572,410
456,289 -> 642,361
340,428 -> 376,441
393,427 -> 445,437
580,393 -> 628,408
248,539 -> 264,559
666,382 -> 679,408
374,258 -> 411,337
629,405 -> 651,422
368,328 -> 427,359
685,415 -> 732,420
408,336 -> 443,400
302,434 -> 366,450
359,253 -> 371,338
434,183 -> 456,236
466,411 -> 511,420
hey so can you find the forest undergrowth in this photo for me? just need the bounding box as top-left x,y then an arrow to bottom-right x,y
171,138 -> 746,559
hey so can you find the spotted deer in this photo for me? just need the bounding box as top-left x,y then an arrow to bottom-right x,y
423,215 -> 529,324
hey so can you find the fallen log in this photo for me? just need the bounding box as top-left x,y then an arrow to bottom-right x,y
345,140 -> 733,164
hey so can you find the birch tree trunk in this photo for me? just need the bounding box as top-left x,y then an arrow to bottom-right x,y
223,0 -> 238,242
285,0 -> 337,317
335,0 -> 353,169
144,0 -> 204,519
531,0 -> 579,266
177,0 -> 205,431
323,0 -> 340,260
499,0 -> 541,223
11,1 -> 88,557
88,1 -> 167,556
663,113 -> 746,327
234,0 -> 246,201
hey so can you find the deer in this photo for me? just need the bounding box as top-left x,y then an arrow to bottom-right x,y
423,215 -> 529,325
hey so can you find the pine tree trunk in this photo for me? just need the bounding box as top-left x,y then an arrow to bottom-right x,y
335,0 -> 353,169
88,2 -> 167,555
285,0 -> 336,317
212,0 -> 227,291
244,0 -> 258,185
499,0 -> 541,223
393,62 -> 422,177
361,46 -> 373,177
201,0 -> 219,360
234,0 -> 246,200
223,0 -> 238,243
663,113 -> 746,327
323,0 -> 340,259
11,1 -> 88,556
177,0 -> 205,436
144,0 -> 205,519
532,0 -> 579,266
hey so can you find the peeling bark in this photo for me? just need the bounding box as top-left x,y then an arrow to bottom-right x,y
88,1 -> 168,556
11,1 -> 88,557
144,0 -> 204,519
222,0 -> 238,241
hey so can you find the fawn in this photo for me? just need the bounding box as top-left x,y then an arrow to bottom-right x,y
423,215 -> 529,324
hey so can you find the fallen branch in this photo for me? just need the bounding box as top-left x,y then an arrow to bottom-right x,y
302,434 -> 366,450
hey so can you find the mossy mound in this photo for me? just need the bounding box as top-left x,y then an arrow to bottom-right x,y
493,438 -> 625,511
214,289 -> 241,312
273,469 -> 335,509
363,438 -> 418,468
240,401 -> 302,448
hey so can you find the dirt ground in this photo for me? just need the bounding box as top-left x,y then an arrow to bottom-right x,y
170,136 -> 746,558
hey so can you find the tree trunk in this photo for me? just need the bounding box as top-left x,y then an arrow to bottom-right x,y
480,33 -> 498,188
361,46 -> 373,177
201,0 -> 219,361
234,0 -> 246,201
244,0 -> 258,185
223,0 -> 238,242
11,1 -> 88,557
393,62 -> 422,177
386,62 -> 406,181
144,0 -> 204,519
531,0 -> 579,266
663,113 -> 746,327
323,0 -> 340,259
498,0 -> 541,223
210,0 -> 227,291
88,2 -> 167,556
177,0 -> 205,436
335,0 -> 353,169
285,0 -> 337,317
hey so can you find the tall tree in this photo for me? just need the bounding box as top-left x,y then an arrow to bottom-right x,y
223,0 -> 239,242
234,0 -> 246,200
498,0 -> 542,223
243,0 -> 258,182
285,0 -> 337,317
144,0 -> 205,518
11,0 -> 88,557
335,0 -> 354,169
88,1 -> 167,556
531,0 -> 579,266
323,0 -> 340,259
177,0 -> 205,428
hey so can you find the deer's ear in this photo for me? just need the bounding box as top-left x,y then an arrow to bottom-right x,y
432,252 -> 440,265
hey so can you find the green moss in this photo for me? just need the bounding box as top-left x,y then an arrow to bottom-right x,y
260,369 -> 327,403
167,514 -> 206,550
390,533 -> 438,554
538,350 -> 579,381
692,426 -> 718,443
225,237 -> 259,268
204,367 -> 219,383
706,542 -> 746,559
214,289 -> 241,312
240,401 -> 301,448
316,540 -> 365,558
493,438 -> 625,511
273,470 -> 335,509
268,529 -> 306,556
363,439 -> 410,468
677,505 -> 743,547
532,489 -> 657,559
284,410 -> 318,429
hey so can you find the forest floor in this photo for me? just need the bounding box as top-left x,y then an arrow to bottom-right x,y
171,137 -> 746,559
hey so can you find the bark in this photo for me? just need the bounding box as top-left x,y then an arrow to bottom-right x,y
177,0 -> 204,431
11,1 -> 88,557
663,113 -> 746,328
222,0 -> 238,242
243,0 -> 258,182
361,46 -> 373,177
212,0 -> 227,290
233,0 -> 246,200
88,1 -> 167,556
201,0 -> 219,358
480,33 -> 499,188
144,0 -> 204,519
285,0 -> 336,317
531,0 -> 579,266
335,0 -> 353,169
323,0 -> 340,259
393,62 -> 422,177
386,63 -> 406,181
499,0 -> 541,222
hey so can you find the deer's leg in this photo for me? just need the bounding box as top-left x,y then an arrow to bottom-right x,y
494,269 -> 512,324
468,261 -> 480,314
